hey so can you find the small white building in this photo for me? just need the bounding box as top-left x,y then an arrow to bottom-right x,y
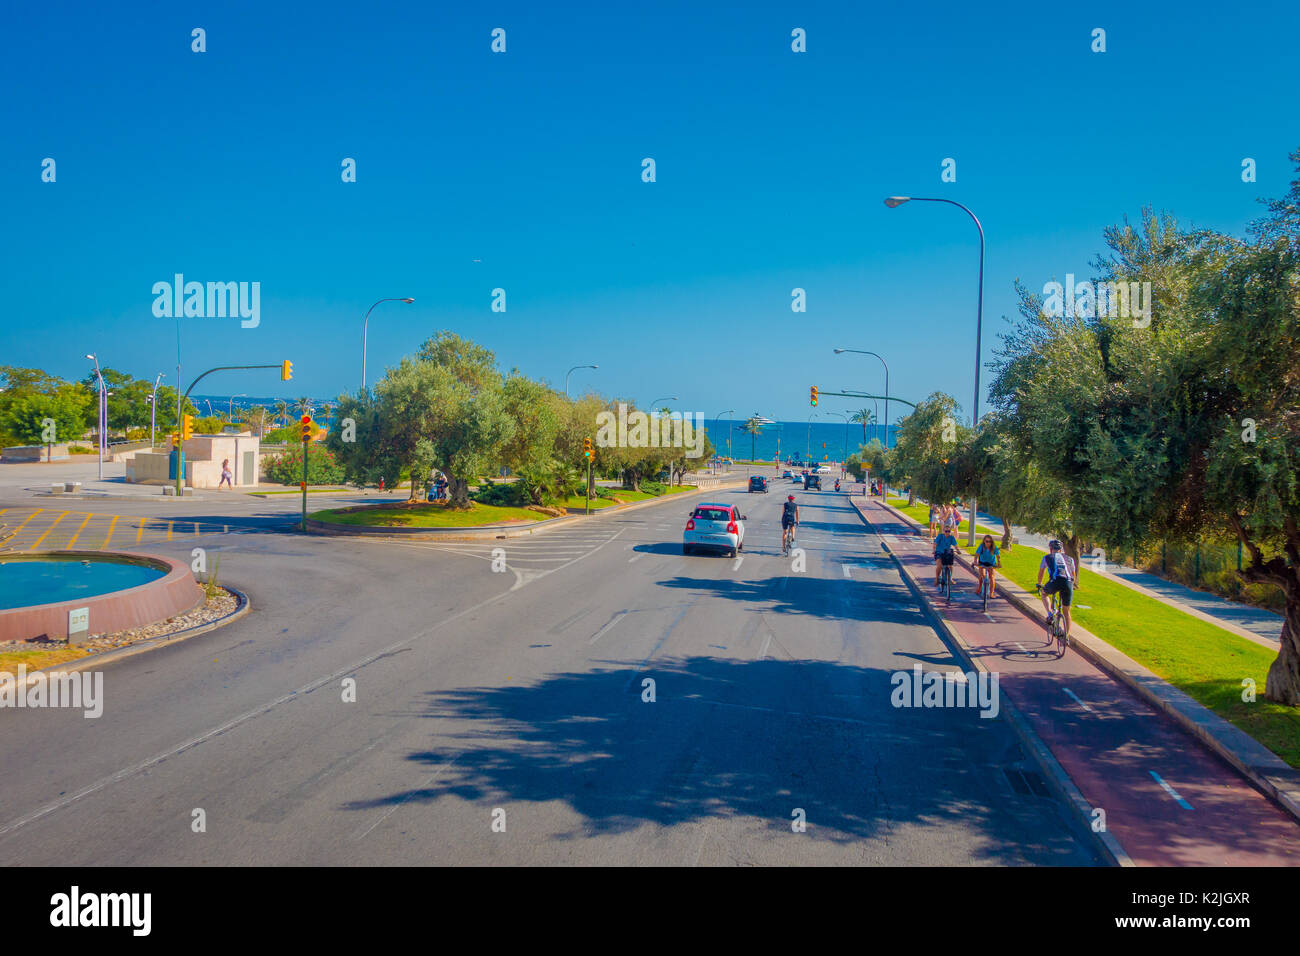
127,433 -> 262,489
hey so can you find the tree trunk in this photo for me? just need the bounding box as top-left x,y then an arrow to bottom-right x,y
448,476 -> 472,508
907,488 -> 915,507
1266,593 -> 1300,705
409,472 -> 420,502
1000,517 -> 1013,550
1063,535 -> 1082,579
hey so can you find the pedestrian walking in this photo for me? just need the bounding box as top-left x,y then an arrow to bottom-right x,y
219,458 -> 233,490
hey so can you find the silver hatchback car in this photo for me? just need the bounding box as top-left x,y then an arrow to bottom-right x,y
683,502 -> 746,556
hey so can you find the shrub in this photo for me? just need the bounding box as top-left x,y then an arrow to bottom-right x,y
474,479 -> 527,507
263,444 -> 345,485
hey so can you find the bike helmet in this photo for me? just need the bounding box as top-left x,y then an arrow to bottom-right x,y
1048,539 -> 1062,550
787,495 -> 795,501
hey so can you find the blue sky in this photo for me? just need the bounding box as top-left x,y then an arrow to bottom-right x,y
3,0 -> 1297,426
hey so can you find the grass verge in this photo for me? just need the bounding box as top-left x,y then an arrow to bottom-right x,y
311,501 -> 543,528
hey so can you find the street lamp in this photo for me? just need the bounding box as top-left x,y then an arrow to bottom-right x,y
833,348 -> 891,449
825,410 -> 849,460
229,393 -> 246,421
885,194 -> 985,545
86,354 -> 105,480
361,297 -> 416,391
565,364 -> 598,398
806,412 -> 818,460
148,372 -> 164,447
714,408 -> 734,465
648,396 -> 678,418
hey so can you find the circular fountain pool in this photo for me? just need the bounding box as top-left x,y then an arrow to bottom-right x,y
0,552 -> 203,642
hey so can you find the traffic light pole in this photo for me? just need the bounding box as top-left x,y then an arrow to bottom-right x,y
301,429 -> 309,532
176,363 -> 289,498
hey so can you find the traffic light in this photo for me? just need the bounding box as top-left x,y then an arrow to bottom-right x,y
181,414 -> 194,440
810,386 -> 819,407
582,438 -> 593,460
281,360 -> 293,381
300,415 -> 313,442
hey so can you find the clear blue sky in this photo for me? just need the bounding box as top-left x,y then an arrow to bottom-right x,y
3,0 -> 1296,426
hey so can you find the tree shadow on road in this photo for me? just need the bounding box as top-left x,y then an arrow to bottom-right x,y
340,655 -> 1097,865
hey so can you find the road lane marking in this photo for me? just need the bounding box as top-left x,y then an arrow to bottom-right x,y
30,511 -> 69,550
1149,770 -> 1194,810
841,564 -> 852,578
65,512 -> 95,548
136,518 -> 147,543
101,515 -> 119,548
352,753 -> 460,842
731,555 -> 743,571
628,554 -> 643,563
588,611 -> 628,645
8,508 -> 44,540
758,632 -> 772,659
1063,688 -> 1095,713
167,520 -> 175,541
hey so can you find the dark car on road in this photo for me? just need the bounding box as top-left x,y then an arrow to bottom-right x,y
805,475 -> 821,490
748,476 -> 768,493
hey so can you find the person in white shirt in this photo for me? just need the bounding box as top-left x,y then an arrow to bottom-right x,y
1036,540 -> 1077,638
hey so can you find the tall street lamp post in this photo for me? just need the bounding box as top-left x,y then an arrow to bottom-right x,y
86,354 -> 106,480
714,408 -> 734,466
361,297 -> 415,391
885,195 -> 985,545
149,372 -> 164,447
833,348 -> 891,448
565,364 -> 598,398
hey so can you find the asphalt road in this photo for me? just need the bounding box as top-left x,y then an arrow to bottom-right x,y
0,471 -> 1099,865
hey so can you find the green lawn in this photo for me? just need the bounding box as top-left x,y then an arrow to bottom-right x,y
250,487 -> 351,496
882,496 -> 1299,766
311,501 -> 543,527
556,495 -> 615,510
886,497 -> 998,536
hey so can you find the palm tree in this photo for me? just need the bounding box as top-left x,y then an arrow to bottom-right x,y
740,416 -> 765,461
274,400 -> 288,428
850,408 -> 875,445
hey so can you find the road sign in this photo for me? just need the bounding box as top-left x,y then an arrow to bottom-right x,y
68,607 -> 89,642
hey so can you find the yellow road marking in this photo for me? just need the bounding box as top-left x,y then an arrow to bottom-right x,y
167,520 -> 174,541
8,509 -> 44,544
102,515 -> 119,548
31,511 -> 70,550
66,512 -> 95,548
136,517 -> 147,543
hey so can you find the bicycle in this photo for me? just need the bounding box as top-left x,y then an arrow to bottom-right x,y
782,524 -> 796,555
976,566 -> 992,612
1037,584 -> 1068,653
937,555 -> 954,604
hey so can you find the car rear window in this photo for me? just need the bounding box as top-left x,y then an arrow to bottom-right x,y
694,508 -> 732,521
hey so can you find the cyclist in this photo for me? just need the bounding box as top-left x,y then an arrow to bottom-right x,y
1036,540 -> 1077,638
975,533 -> 1001,598
781,494 -> 799,552
933,525 -> 958,587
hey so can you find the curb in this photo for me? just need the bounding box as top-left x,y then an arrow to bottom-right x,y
305,479 -> 750,541
848,498 -> 1132,866
872,498 -> 1300,829
0,586 -> 251,689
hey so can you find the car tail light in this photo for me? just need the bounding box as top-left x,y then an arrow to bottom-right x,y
686,519 -> 695,530
726,521 -> 738,534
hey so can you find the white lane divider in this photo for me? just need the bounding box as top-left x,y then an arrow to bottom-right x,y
1149,770 -> 1194,810
842,565 -> 852,579
732,555 -> 744,571
1063,688 -> 1095,713
589,610 -> 628,645
628,553 -> 643,563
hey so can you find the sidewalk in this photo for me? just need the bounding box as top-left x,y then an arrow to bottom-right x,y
918,503 -> 1284,646
855,495 -> 1300,866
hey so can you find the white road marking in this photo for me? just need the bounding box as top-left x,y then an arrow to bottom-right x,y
1014,642 -> 1029,653
589,611 -> 628,645
1149,770 -> 1194,810
758,632 -> 772,660
353,754 -> 459,841
841,565 -> 852,579
628,554 -> 643,563
731,555 -> 744,571
1063,688 -> 1095,713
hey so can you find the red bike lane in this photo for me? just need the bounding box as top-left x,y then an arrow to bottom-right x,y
857,498 -> 1300,866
